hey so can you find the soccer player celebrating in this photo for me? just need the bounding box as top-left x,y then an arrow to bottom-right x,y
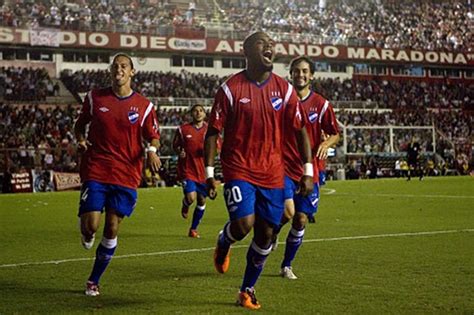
204,32 -> 313,310
74,53 -> 161,296
173,104 -> 208,238
276,56 -> 340,280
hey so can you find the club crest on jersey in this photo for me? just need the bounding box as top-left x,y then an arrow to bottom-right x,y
308,112 -> 319,123
270,97 -> 283,111
128,107 -> 139,124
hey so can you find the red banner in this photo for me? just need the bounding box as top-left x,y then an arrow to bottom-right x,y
0,27 -> 473,66
11,172 -> 33,193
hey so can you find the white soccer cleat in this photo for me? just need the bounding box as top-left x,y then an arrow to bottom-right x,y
81,234 -> 95,250
280,266 -> 298,280
85,281 -> 100,296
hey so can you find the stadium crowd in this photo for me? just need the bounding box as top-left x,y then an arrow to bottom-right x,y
0,0 -> 198,34
1,102 -> 471,177
61,69 -> 223,99
217,0 -> 472,51
316,78 -> 472,109
0,67 -> 59,102
61,69 -> 472,110
2,0 -> 471,52
0,103 -> 78,174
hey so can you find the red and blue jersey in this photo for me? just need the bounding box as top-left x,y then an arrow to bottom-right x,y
174,122 -> 207,183
283,91 -> 339,181
77,87 -> 160,189
209,71 -> 304,188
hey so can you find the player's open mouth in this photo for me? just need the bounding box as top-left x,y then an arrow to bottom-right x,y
262,50 -> 273,63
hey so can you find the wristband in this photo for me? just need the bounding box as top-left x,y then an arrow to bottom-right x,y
303,163 -> 313,176
147,146 -> 157,153
205,166 -> 215,179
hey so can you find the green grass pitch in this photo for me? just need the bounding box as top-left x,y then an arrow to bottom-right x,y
1,176 -> 473,314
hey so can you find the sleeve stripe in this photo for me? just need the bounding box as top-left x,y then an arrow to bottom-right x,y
222,83 -> 233,108
87,91 -> 93,116
141,101 -> 154,127
319,100 -> 329,123
283,82 -> 293,107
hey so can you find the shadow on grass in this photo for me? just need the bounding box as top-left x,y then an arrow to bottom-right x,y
0,281 -> 154,312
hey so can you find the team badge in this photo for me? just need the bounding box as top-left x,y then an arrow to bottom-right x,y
270,97 -> 283,111
308,112 -> 318,123
128,107 -> 139,124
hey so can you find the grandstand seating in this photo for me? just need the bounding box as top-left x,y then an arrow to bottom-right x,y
1,0 -> 471,51
0,0 -> 472,185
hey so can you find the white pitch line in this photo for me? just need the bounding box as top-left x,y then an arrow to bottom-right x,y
321,188 -> 336,195
332,192 -> 474,199
1,229 -> 472,269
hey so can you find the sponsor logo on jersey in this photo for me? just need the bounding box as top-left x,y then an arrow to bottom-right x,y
239,97 -> 251,104
128,107 -> 139,124
99,107 -> 109,112
186,134 -> 192,138
309,111 -> 318,123
271,97 -> 283,111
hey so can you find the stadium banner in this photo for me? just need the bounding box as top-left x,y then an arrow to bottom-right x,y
32,169 -> 55,192
0,27 -> 473,66
11,172 -> 33,193
53,172 -> 81,191
29,28 -> 60,47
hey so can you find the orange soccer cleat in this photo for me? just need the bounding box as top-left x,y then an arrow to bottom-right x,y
213,238 -> 231,273
188,229 -> 200,238
237,287 -> 261,310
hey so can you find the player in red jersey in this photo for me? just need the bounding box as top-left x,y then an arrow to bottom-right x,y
276,56 -> 340,280
173,104 -> 208,238
204,32 -> 313,310
74,53 -> 161,296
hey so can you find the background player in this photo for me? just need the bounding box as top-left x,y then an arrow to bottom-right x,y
204,32 -> 313,310
74,53 -> 161,296
173,104 -> 208,238
276,55 -> 339,280
407,137 -> 423,181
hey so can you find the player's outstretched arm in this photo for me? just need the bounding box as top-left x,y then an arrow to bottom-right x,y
204,127 -> 219,200
147,138 -> 161,174
296,128 -> 313,196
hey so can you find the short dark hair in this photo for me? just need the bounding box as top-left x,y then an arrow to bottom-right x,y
190,104 -> 204,112
289,56 -> 315,75
243,31 -> 268,54
112,53 -> 134,69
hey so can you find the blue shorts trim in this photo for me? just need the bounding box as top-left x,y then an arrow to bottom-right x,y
319,170 -> 326,186
223,180 -> 284,227
78,180 -> 137,217
182,179 -> 207,197
284,176 -> 320,215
